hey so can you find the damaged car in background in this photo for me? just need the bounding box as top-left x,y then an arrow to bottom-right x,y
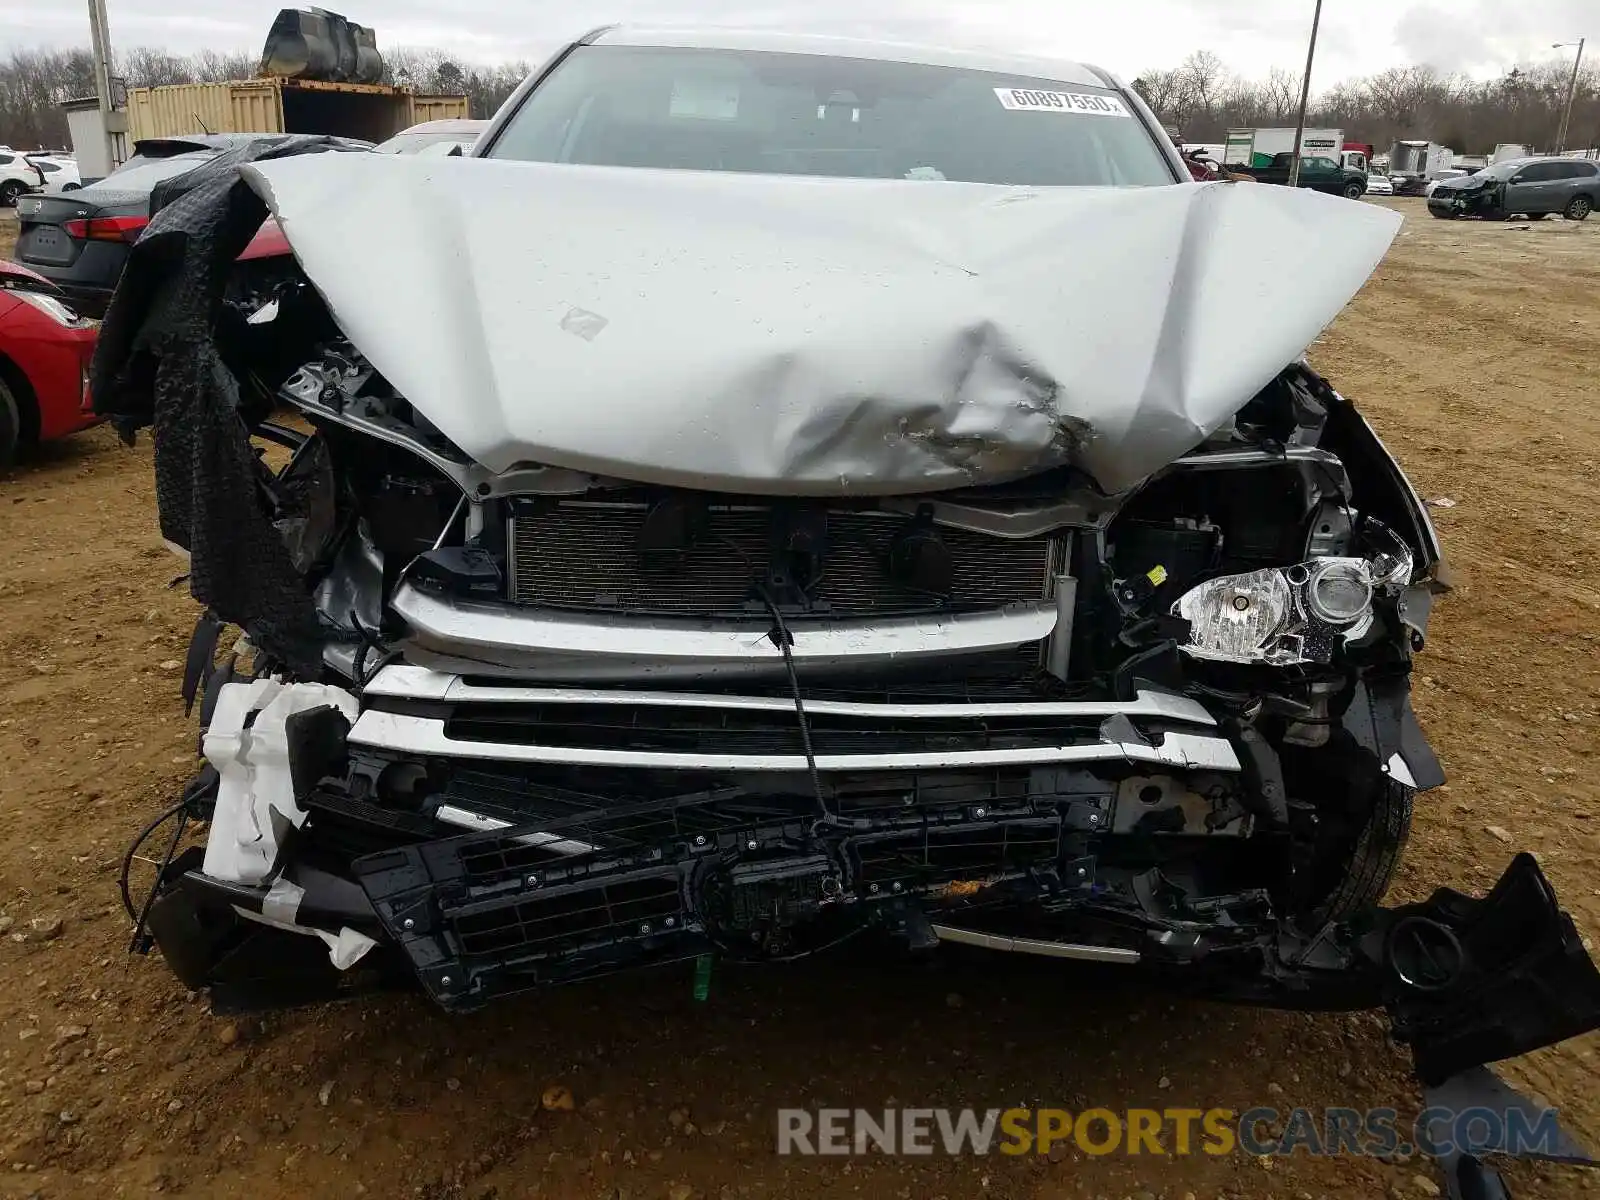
95,28 -> 1599,1195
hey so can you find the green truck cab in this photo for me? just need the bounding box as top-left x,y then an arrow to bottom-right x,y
1235,152 -> 1368,200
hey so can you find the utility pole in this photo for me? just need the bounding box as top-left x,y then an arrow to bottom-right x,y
1553,39 -> 1586,154
87,0 -> 122,169
1286,0 -> 1325,188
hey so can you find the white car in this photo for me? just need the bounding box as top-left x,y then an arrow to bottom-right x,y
0,149 -> 43,207
26,156 -> 81,193
1364,175 -> 1394,196
373,119 -> 490,158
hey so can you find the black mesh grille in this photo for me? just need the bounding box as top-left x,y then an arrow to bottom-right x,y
442,704 -> 1102,756
853,819 -> 1063,885
449,871 -> 683,957
509,501 -> 1059,616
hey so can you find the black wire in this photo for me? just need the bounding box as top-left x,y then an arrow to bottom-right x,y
755,587 -> 828,818
120,800 -> 191,952
348,608 -> 400,686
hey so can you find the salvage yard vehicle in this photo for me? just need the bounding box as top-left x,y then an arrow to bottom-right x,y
1429,156 -> 1598,221
27,155 -> 82,193
374,118 -> 489,157
0,149 -> 44,207
1224,126 -> 1367,173
94,29 -> 1600,1197
1229,151 -> 1369,198
1388,139 -> 1456,195
13,134 -> 371,318
0,261 -> 97,464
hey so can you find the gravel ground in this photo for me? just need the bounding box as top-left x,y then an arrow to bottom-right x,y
0,199 -> 1597,1199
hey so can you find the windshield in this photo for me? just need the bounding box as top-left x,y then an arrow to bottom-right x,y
486,45 -> 1174,186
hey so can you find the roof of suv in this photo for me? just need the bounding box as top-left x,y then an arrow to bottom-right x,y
1506,155 -> 1596,167
588,26 -> 1113,89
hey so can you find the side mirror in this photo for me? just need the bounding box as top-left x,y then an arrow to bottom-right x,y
1509,175 -> 1524,184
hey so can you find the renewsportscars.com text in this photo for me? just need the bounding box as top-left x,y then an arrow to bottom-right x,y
776,1105 -> 1563,1159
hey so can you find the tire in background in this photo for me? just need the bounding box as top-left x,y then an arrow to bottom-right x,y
1311,777 -> 1415,924
0,375 -> 21,465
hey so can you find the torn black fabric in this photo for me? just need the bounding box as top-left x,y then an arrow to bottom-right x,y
90,135 -> 362,678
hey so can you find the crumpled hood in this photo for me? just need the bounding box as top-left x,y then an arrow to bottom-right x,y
243,155 -> 1401,495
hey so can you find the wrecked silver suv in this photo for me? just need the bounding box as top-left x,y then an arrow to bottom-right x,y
97,29 -> 1598,1187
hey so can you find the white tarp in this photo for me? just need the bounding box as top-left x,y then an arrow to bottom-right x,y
201,678 -> 360,885
244,155 -> 1401,494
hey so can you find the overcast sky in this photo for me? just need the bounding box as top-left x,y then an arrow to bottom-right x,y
1,0 -> 1588,84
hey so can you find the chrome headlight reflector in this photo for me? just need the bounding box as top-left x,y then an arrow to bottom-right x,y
1304,558 -> 1373,625
1174,555 -> 1389,665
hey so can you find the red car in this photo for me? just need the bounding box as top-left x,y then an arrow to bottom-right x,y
0,260 -> 98,463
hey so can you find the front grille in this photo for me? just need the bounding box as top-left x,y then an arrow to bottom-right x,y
459,648 -> 1068,702
852,818 -> 1065,886
449,870 -> 684,957
442,703 -> 1103,756
509,501 -> 1059,616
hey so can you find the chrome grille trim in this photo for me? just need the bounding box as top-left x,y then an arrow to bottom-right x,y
362,664 -> 1218,727
930,925 -> 1141,963
347,710 -> 1243,773
391,583 -> 1056,681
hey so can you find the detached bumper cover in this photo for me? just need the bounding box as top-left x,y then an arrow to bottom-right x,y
1381,852 -> 1600,1087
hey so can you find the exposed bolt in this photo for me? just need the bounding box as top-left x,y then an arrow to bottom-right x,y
638,922 -> 652,935
868,883 -> 880,894
1076,868 -> 1087,878
891,881 -> 903,893
746,839 -> 758,851
664,917 -> 676,928
440,975 -> 452,989
402,918 -> 415,931
525,875 -> 539,887
974,806 -> 987,819
1088,814 -> 1100,825
694,835 -> 708,847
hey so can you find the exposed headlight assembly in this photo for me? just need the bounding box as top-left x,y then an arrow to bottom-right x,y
1174,541 -> 1409,666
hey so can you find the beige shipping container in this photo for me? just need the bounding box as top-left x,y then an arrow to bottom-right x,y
127,78 -> 469,145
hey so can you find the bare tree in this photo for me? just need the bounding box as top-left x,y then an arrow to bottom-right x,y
191,48 -> 257,83
1260,67 -> 1299,123
119,47 -> 194,88
1132,69 -> 1186,119
1178,50 -> 1228,118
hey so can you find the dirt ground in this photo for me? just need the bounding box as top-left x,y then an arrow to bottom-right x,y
0,200 -> 1597,1200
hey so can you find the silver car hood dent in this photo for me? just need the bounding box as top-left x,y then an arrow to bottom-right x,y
243,155 -> 1400,495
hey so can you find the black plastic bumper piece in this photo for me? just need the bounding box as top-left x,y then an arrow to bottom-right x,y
1382,853 -> 1600,1088
142,847 -> 408,1013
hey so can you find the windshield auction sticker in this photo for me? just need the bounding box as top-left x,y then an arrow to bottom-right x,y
993,87 -> 1130,116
